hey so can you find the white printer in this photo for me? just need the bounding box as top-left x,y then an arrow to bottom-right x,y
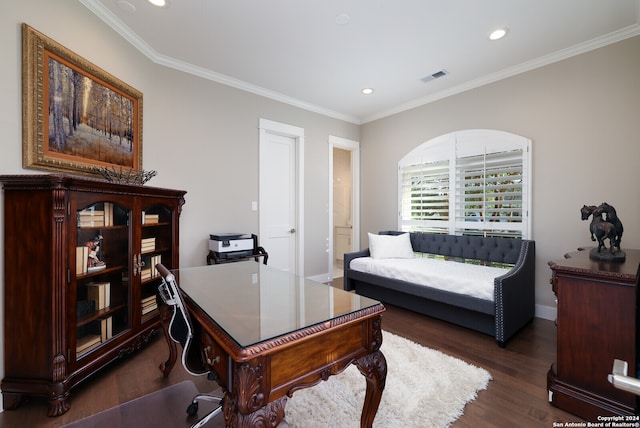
209,233 -> 254,258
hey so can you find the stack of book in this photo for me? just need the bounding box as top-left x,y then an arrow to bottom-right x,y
78,207 -> 104,228
141,237 -> 156,253
141,295 -> 157,316
77,203 -> 114,227
142,212 -> 159,225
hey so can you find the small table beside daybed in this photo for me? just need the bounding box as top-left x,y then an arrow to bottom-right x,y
344,231 -> 535,347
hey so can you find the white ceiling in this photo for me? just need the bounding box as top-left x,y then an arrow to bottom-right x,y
80,0 -> 640,124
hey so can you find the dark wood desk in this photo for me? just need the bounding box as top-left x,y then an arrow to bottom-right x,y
158,262 -> 386,427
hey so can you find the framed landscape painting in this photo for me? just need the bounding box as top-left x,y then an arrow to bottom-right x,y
22,23 -> 143,178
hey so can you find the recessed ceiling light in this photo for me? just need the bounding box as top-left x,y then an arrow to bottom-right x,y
148,0 -> 168,7
361,88 -> 374,95
489,28 -> 509,41
116,1 -> 136,12
335,13 -> 351,25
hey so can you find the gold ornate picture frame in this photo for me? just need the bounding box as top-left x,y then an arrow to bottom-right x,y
22,23 -> 143,177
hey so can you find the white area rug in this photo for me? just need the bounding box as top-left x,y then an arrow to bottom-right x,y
285,331 -> 492,428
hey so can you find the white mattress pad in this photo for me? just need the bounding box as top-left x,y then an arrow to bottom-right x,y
349,256 -> 511,302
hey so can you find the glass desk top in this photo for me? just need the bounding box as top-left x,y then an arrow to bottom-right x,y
173,262 -> 381,347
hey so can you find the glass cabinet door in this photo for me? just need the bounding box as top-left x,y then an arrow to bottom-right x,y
74,201 -> 131,360
138,203 -> 174,324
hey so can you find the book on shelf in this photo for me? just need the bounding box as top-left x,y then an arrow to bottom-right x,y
76,246 -> 88,275
86,282 -> 111,310
104,202 -> 114,227
141,295 -> 156,305
141,303 -> 158,315
141,294 -> 158,315
78,203 -> 114,227
142,212 -> 160,225
78,208 -> 105,227
140,255 -> 162,280
141,305 -> 157,315
151,254 -> 161,277
85,282 -> 113,343
76,334 -> 101,354
100,317 -> 113,342
141,237 -> 156,253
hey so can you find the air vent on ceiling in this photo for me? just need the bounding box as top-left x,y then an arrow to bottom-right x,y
421,69 -> 448,83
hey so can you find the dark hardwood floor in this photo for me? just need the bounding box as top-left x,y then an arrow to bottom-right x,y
0,281 -> 585,427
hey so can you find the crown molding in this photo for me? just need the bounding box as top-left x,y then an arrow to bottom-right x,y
80,0 -> 640,126
78,0 -> 361,125
362,22 -> 640,124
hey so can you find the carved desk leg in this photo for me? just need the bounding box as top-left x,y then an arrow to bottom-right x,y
157,301 -> 177,377
355,349 -> 387,428
222,361 -> 287,427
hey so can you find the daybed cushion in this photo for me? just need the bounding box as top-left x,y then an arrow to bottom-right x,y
349,256 -> 510,301
367,232 -> 414,259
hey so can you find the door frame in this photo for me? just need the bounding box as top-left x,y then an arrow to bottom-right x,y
328,135 -> 360,280
259,118 -> 305,276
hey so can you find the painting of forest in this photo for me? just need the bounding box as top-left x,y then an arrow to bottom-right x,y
22,23 -> 143,177
47,57 -> 135,168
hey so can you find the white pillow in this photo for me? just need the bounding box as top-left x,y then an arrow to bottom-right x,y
368,233 -> 414,259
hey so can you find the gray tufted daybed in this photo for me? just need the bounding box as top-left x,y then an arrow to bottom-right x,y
343,231 -> 535,347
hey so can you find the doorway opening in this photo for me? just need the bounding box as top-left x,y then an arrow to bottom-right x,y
329,136 -> 360,280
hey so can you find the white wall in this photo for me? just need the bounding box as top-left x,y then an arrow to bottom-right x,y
360,35 -> 640,317
0,0 -> 359,402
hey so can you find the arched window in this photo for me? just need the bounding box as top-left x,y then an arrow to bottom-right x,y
398,129 -> 531,238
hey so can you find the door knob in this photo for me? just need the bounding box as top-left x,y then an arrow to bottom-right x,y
289,228 -> 296,233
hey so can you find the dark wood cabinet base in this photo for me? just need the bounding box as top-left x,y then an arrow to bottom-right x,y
1,326 -> 159,416
548,249 -> 639,420
548,363 -> 636,420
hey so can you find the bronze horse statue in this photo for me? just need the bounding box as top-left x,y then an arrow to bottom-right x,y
580,204 -> 619,253
599,202 -> 623,249
580,205 -> 597,221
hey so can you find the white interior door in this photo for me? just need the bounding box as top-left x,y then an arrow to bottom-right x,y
259,119 -> 305,275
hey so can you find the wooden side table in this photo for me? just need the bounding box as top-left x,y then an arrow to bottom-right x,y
547,248 -> 639,419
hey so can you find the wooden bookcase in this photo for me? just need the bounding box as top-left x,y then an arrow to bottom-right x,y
548,248 -> 639,419
0,175 -> 186,416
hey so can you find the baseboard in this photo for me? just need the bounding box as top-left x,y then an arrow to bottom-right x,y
535,304 -> 557,321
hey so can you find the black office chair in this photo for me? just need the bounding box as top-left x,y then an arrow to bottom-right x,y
156,263 -> 223,428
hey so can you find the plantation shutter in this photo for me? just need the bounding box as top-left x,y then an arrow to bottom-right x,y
399,158 -> 450,233
398,130 -> 531,238
454,149 -> 524,237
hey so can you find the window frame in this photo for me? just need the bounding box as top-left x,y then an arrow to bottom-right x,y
397,129 -> 532,239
